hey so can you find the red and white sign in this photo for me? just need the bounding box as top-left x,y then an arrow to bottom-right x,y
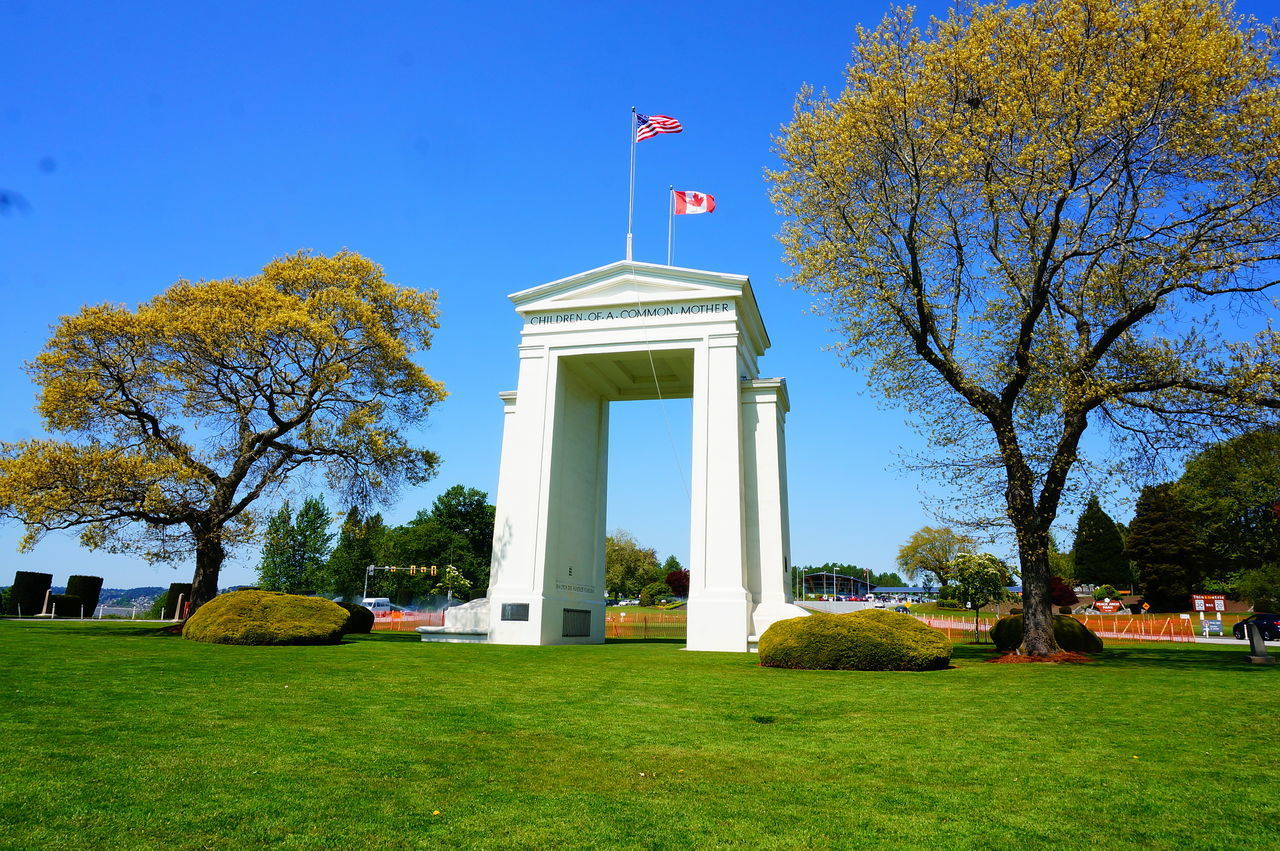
674,190 -> 715,215
1096,600 -> 1123,614
1192,594 -> 1226,612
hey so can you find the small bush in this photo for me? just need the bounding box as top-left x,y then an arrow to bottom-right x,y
1049,576 -> 1079,607
759,609 -> 951,672
49,593 -> 84,617
182,590 -> 349,646
990,614 -> 1104,653
1093,584 -> 1120,602
639,581 -> 671,607
335,602 -> 374,634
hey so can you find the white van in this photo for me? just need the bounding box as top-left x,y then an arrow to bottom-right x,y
360,597 -> 393,615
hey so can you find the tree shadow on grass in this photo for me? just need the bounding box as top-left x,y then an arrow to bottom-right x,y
952,639 -> 1275,673
1098,644 -> 1277,672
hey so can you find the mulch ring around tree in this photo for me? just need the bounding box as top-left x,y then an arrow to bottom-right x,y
985,651 -> 1096,664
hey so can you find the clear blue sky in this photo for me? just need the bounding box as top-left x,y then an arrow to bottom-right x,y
2,0 -> 1270,589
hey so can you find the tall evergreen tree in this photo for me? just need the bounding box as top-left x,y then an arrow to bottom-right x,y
257,502 -> 295,592
292,495 -> 334,593
1125,483 -> 1208,611
256,496 -> 333,594
1072,496 -> 1129,588
326,508 -> 377,601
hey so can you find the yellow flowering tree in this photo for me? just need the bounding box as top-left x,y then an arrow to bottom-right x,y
770,0 -> 1280,654
0,251 -> 446,612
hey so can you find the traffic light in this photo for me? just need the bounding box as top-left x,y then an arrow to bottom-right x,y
430,565 -> 438,577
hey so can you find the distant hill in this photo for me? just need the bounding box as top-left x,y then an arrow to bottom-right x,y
98,587 -> 166,606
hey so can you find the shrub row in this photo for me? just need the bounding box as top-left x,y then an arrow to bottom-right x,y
48,593 -> 84,617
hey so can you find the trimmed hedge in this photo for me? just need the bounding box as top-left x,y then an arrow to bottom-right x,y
163,583 -> 193,620
183,590 -> 349,646
66,575 -> 104,616
49,593 -> 84,618
8,571 -> 52,616
759,609 -> 951,672
990,614 -> 1104,653
336,602 -> 375,634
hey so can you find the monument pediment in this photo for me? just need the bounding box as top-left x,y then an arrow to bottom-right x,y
510,260 -> 769,354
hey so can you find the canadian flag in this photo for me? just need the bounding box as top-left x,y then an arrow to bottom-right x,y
673,190 -> 715,215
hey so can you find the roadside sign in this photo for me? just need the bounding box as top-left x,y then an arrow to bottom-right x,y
1192,594 -> 1226,613
1096,600 -> 1123,614
1202,619 -> 1224,636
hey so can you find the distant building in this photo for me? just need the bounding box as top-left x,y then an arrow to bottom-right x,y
800,572 -> 874,597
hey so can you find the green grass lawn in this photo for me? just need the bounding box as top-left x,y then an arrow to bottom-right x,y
1,620 -> 1276,849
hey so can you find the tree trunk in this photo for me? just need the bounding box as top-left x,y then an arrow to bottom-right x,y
1016,525 -> 1060,656
189,531 -> 226,615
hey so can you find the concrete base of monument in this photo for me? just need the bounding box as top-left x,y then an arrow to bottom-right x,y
685,590 -> 754,652
751,601 -> 811,637
414,595 -> 811,651
416,597 -> 491,643
416,626 -> 489,643
465,595 -> 608,645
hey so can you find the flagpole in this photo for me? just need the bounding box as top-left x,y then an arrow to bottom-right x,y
626,106 -> 636,261
667,185 -> 674,266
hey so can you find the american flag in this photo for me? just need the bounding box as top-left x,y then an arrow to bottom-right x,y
635,112 -> 682,142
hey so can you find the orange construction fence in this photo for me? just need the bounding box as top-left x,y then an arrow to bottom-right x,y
371,610 -> 445,632
604,611 -> 687,639
913,613 -> 1197,643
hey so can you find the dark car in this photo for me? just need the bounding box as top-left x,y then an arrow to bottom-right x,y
1232,613 -> 1280,641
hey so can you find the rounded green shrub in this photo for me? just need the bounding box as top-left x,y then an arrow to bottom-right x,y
335,601 -> 375,634
639,581 -> 671,607
182,590 -> 349,646
758,609 -> 951,671
990,614 -> 1104,653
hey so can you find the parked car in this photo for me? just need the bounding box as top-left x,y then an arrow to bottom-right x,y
1233,613 -> 1280,641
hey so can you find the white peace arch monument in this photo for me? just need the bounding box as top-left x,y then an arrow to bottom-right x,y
434,259 -> 809,652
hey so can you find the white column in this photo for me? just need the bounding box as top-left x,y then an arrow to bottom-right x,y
488,345 -> 552,645
742,380 -> 805,638
687,333 -> 752,651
